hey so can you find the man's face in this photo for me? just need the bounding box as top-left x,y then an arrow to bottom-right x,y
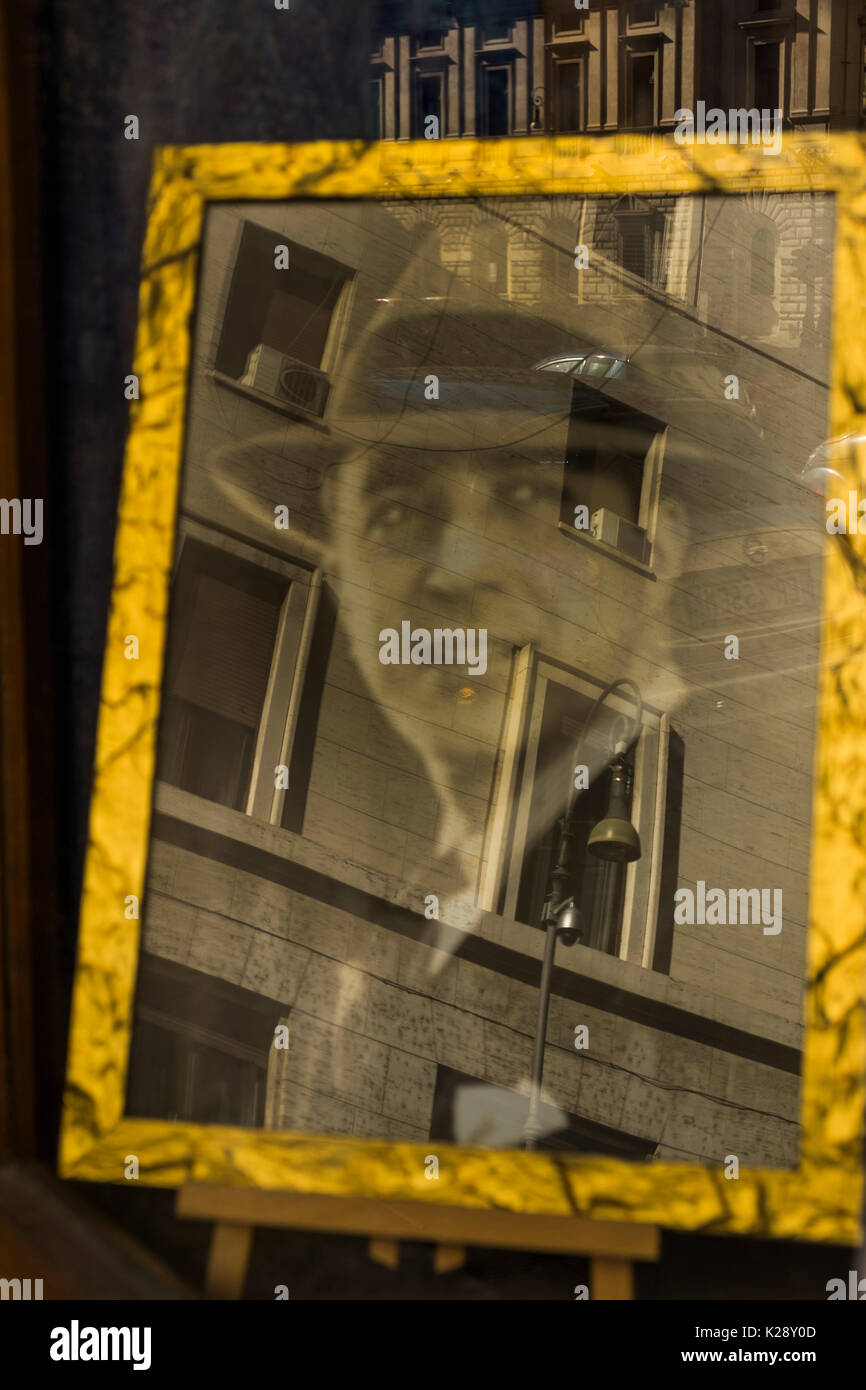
325,436 -> 563,699
321,407 -> 691,796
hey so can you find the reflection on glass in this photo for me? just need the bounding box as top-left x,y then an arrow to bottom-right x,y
128,190 -> 833,1168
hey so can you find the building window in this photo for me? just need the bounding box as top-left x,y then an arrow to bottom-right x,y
419,26 -> 446,50
553,58 -> 584,133
415,70 -> 445,137
215,221 -> 354,415
157,540 -> 286,813
615,203 -> 667,287
516,689 -> 637,955
626,50 -> 657,128
471,219 -> 509,294
750,221 -> 776,298
127,955 -> 285,1128
544,218 -> 581,293
559,392 -> 664,560
628,1 -> 657,25
479,653 -> 680,972
430,1065 -> 657,1154
483,18 -> 512,43
156,526 -> 321,824
480,64 -> 512,136
552,7 -> 585,36
366,77 -> 383,139
753,41 -> 781,109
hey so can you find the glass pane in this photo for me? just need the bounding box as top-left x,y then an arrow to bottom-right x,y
556,63 -> 582,133
418,73 -> 443,129
755,42 -> 781,109
365,79 -> 382,140
485,68 -> 510,136
630,55 -> 655,127
131,189 -> 835,1167
156,542 -> 285,809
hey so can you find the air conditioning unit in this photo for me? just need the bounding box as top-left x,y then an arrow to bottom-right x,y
590,508 -> 649,564
241,344 -> 329,417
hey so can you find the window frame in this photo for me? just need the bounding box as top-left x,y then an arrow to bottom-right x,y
479,647 -> 669,971
551,54 -> 586,135
214,221 -> 355,384
366,75 -> 384,140
559,396 -> 668,572
470,217 -> 510,294
748,216 -> 779,326
414,67 -> 447,138
748,36 -> 784,112
622,43 -> 659,130
627,1 -> 658,29
164,518 -> 322,827
614,203 -> 669,289
478,59 -> 514,137
127,954 -> 285,1129
417,27 -> 447,53
550,7 -> 586,39
480,18 -> 513,46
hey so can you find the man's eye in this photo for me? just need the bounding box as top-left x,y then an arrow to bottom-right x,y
499,479 -> 540,507
370,499 -> 410,530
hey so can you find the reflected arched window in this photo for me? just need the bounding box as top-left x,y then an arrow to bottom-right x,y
750,220 -> 777,299
745,214 -> 779,338
472,219 -> 509,295
601,195 -> 667,289
545,218 -> 579,295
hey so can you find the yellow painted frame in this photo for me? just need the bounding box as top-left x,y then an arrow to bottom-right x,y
60,134 -> 866,1244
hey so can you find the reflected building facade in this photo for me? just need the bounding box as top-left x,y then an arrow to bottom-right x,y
368,1 -> 866,143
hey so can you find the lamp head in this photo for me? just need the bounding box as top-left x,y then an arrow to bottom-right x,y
587,758 -> 642,863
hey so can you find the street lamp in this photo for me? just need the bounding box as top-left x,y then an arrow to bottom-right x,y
523,678 -> 643,1151
530,88 -> 544,133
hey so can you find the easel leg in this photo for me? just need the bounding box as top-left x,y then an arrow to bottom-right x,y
591,1256 -> 634,1300
206,1222 -> 253,1299
433,1244 -> 466,1274
368,1238 -> 400,1270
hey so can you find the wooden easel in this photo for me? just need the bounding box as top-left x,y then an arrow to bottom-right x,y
176,1185 -> 660,1299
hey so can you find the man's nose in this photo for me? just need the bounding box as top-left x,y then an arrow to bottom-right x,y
369,506 -> 469,616
419,553 -> 476,620
420,522 -> 514,615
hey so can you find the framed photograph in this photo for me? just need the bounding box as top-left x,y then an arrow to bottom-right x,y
60,134 -> 866,1244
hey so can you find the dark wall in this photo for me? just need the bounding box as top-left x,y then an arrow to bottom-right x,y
48,0 -> 375,912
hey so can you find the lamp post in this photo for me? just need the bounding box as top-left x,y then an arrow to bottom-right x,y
523,679 -> 643,1151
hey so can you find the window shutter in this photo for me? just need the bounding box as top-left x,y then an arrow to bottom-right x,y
169,573 -> 283,728
616,211 -> 664,286
618,216 -> 651,280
